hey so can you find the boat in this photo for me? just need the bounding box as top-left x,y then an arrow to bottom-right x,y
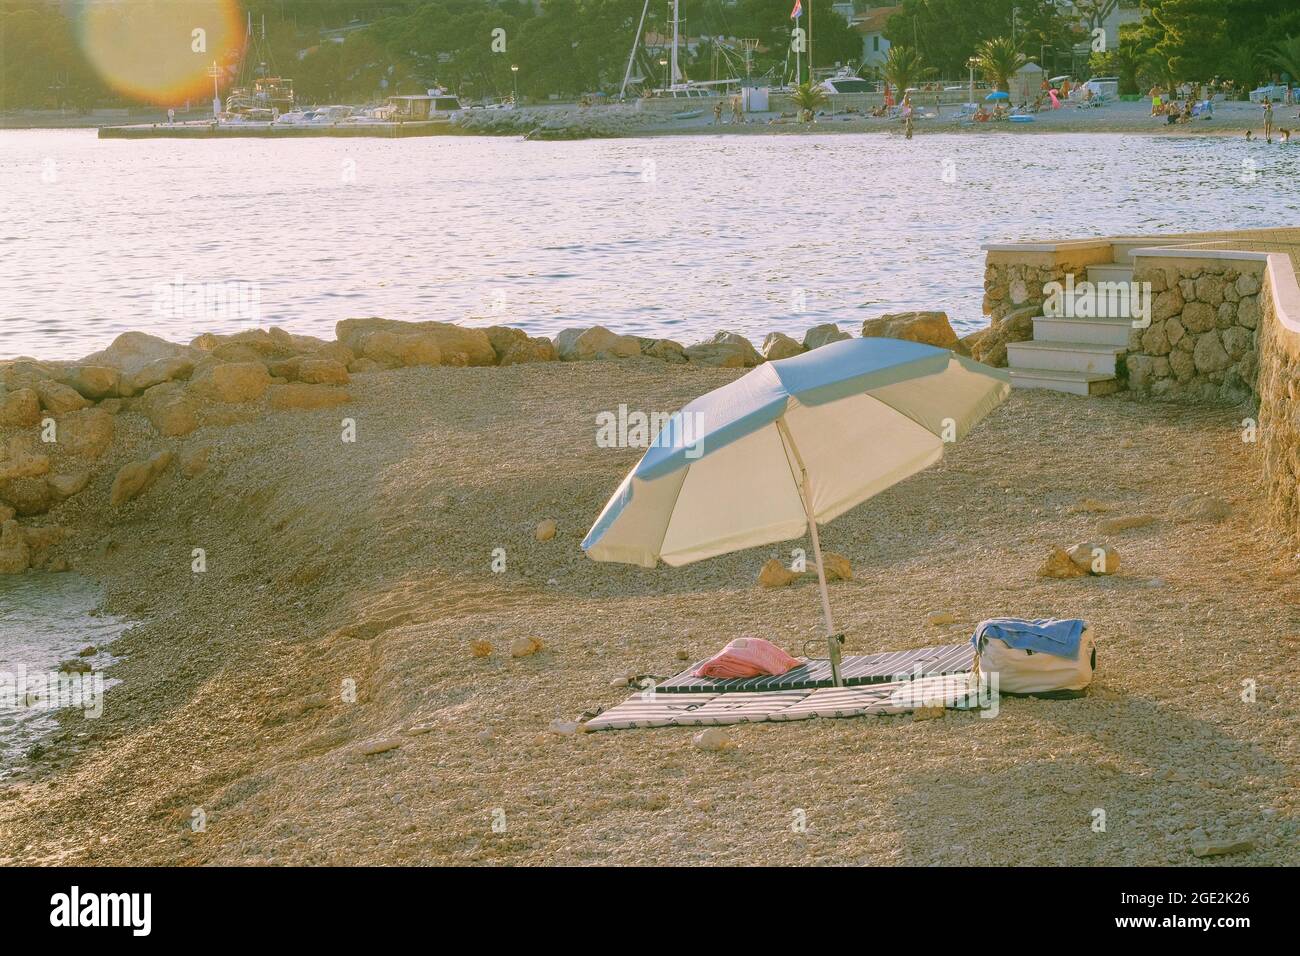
671,108 -> 704,120
379,91 -> 465,122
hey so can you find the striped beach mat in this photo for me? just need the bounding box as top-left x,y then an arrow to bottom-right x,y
655,643 -> 973,694
767,683 -> 910,720
678,691 -> 811,726
584,693 -> 722,731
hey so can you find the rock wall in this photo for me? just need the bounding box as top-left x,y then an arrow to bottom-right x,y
1255,265 -> 1300,538
1125,260 -> 1263,403
978,246 -> 1114,366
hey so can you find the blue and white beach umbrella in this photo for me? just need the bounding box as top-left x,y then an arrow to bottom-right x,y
582,337 -> 1010,685
985,90 -> 1010,101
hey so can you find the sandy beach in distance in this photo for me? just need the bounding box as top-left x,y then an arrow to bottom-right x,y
1,349 -> 1295,865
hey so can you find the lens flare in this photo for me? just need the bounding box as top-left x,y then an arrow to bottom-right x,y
75,0 -> 244,105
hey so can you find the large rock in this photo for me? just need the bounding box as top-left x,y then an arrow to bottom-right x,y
758,558 -> 797,588
640,338 -> 687,364
802,323 -> 852,351
684,342 -> 746,368
142,386 -> 199,437
499,336 -> 558,365
0,360 -> 63,393
485,326 -> 527,362
554,326 -> 642,362
970,306 -> 1036,368
0,388 -> 41,427
861,311 -> 959,349
335,318 -> 496,367
356,331 -> 442,368
80,332 -> 201,379
1038,547 -> 1087,579
60,365 -> 121,400
55,408 -> 114,459
127,356 -> 195,394
705,331 -> 761,367
0,438 -> 50,482
267,356 -> 350,386
686,331 -> 760,368
0,519 -> 30,574
1067,541 -> 1119,575
267,384 -> 352,411
0,477 -> 51,516
110,451 -> 172,507
47,471 -> 90,502
761,332 -> 804,361
189,362 -> 272,403
34,380 -> 91,414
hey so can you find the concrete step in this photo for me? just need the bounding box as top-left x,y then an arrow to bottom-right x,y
1086,263 -> 1135,284
1007,339 -> 1124,375
1008,367 -> 1119,396
1032,315 -> 1133,346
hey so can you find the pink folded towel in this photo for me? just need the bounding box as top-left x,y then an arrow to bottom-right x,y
692,637 -> 801,679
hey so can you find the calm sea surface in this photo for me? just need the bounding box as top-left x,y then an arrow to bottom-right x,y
0,574 -> 129,774
2,129 -> 1298,360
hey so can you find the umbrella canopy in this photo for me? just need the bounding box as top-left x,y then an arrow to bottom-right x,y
985,90 -> 1010,101
582,337 -> 1010,684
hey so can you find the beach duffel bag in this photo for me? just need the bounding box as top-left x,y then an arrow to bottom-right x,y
972,618 -> 1095,696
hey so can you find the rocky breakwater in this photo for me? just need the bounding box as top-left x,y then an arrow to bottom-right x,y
0,310 -> 967,574
454,104 -> 659,140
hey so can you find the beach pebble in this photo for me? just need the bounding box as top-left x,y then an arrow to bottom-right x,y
57,659 -> 91,674
76,645 -> 96,657
405,724 -> 435,736
469,638 -> 492,658
926,610 -> 956,626
692,728 -> 735,752
477,729 -> 494,744
510,636 -> 543,658
675,649 -> 690,661
549,720 -> 579,736
913,704 -> 945,721
1190,834 -> 1253,858
1070,498 -> 1115,514
535,519 -> 557,541
359,738 -> 402,756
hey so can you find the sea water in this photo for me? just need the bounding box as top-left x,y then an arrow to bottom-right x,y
0,573 -> 128,774
1,129 -> 1297,359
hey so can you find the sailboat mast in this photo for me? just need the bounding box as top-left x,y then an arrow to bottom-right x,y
619,0 -> 652,100
670,0 -> 679,88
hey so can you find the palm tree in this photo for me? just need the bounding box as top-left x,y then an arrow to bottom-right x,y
1272,36 -> 1300,90
975,36 -> 1026,93
882,45 -> 930,98
791,81 -> 828,121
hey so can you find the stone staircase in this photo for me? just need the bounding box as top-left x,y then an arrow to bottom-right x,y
1007,261 -> 1134,396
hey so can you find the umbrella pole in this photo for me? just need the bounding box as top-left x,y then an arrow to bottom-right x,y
777,417 -> 843,687
804,498 -> 844,688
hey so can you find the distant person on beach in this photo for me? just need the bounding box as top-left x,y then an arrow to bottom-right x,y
1246,130 -> 1254,141
1263,98 -> 1274,142
713,101 -> 723,125
1150,87 -> 1162,114
732,96 -> 743,124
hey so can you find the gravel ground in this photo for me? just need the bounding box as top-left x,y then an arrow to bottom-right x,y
0,358 -> 1296,865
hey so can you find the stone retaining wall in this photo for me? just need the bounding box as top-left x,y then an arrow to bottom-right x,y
1124,257 -> 1264,403
1255,256 -> 1300,538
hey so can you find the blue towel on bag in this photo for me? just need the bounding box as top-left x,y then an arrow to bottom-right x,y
972,618 -> 1086,661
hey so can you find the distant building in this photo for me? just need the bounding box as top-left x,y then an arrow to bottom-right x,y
852,5 -> 902,70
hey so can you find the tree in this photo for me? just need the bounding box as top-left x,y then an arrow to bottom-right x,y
881,44 -> 931,95
1272,35 -> 1300,86
791,81 -> 827,120
884,0 -> 1073,78
975,36 -> 1025,92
